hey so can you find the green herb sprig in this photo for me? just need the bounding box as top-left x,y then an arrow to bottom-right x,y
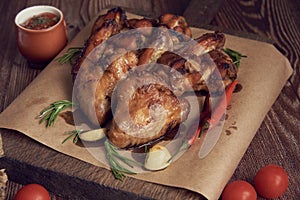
37,100 -> 74,127
104,140 -> 142,181
38,101 -> 141,181
62,129 -> 83,144
56,47 -> 82,64
60,128 -> 142,181
223,48 -> 247,68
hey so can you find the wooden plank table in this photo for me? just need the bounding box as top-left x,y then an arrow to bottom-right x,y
0,0 -> 299,199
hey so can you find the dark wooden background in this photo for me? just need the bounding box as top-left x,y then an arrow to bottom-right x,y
0,0 -> 299,199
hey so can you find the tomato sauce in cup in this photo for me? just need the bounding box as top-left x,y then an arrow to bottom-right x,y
15,5 -> 68,64
21,12 -> 60,30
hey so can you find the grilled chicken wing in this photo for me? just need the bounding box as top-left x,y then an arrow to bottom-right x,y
108,68 -> 190,148
137,13 -> 193,65
73,8 -> 138,125
158,13 -> 192,37
74,51 -> 139,125
155,31 -> 235,94
91,7 -> 126,34
72,8 -> 126,77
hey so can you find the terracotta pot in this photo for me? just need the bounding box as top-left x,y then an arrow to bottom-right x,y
15,5 -> 68,63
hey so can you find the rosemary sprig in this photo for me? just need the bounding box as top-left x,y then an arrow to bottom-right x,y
37,100 -> 74,127
61,132 -> 142,181
223,48 -> 247,68
39,100 -> 142,181
56,47 -> 82,64
62,129 -> 83,144
104,140 -> 142,181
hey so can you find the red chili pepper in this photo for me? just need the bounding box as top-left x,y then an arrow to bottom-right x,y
187,121 -> 202,145
200,94 -> 210,122
189,80 -> 238,146
208,80 -> 238,128
225,80 -> 239,103
170,121 -> 201,161
171,80 -> 238,159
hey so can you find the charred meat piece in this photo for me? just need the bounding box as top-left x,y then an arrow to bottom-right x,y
155,31 -> 234,93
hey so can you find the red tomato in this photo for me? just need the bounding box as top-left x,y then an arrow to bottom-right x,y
254,164 -> 288,198
14,183 -> 51,200
221,180 -> 257,200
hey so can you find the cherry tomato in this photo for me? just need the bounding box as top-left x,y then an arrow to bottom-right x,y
254,164 -> 288,198
221,180 -> 257,200
14,183 -> 51,200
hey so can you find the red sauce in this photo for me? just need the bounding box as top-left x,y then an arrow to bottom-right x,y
21,12 -> 60,30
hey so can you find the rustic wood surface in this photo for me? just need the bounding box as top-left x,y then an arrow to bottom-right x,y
0,0 -> 299,199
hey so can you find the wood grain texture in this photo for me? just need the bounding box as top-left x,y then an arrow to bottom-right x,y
0,0 -> 299,199
183,0 -> 225,27
211,0 -> 300,199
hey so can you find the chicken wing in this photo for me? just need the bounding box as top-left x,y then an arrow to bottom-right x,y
108,67 -> 190,148
72,8 -> 126,77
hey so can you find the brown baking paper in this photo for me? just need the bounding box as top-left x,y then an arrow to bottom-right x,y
0,12 -> 293,199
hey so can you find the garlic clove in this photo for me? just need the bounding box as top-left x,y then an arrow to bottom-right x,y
144,145 -> 172,171
79,128 -> 106,142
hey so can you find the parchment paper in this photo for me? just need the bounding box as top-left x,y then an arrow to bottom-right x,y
0,12 -> 292,199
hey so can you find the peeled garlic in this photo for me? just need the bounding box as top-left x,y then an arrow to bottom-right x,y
144,145 -> 172,171
79,128 -> 106,142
